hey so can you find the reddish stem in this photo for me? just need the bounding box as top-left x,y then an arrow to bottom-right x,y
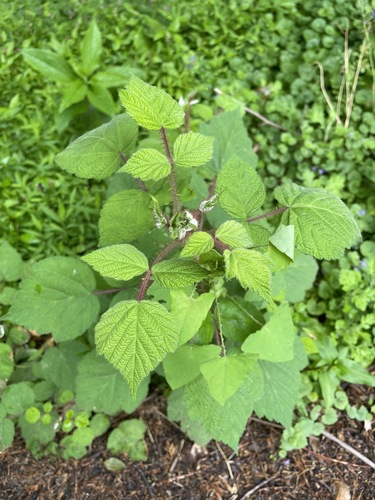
160,127 -> 179,214
247,206 -> 288,224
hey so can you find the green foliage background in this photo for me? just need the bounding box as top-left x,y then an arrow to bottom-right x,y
0,0 -> 374,457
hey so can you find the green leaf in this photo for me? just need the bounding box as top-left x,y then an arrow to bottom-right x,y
215,221 -> 253,248
170,290 -> 215,345
55,114 -> 138,179
0,419 -> 15,450
337,359 -> 375,387
200,109 -> 256,174
82,244 -> 149,281
253,339 -> 308,427
180,232 -> 214,257
22,48 -> 76,83
119,76 -> 184,130
242,303 -> 295,362
274,183 -> 361,260
173,132 -> 214,168
152,259 -> 209,289
80,18 -> 102,76
216,156 -> 265,219
0,240 -> 24,282
60,79 -> 87,112
184,368 -> 263,451
2,382 -> 35,415
95,300 -> 179,397
200,353 -> 259,405
272,253 -> 318,303
40,341 -> 87,391
119,148 -> 170,181
87,83 -> 116,115
167,389 -> 212,446
219,296 -> 264,343
0,344 -> 14,380
104,457 -> 126,471
5,257 -> 100,342
224,249 -> 274,305
164,345 -> 221,389
76,351 -> 149,414
99,190 -> 154,246
269,224 -> 294,260
107,419 -> 147,460
91,65 -> 134,88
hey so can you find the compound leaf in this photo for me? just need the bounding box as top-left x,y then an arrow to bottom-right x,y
170,290 -> 215,345
200,353 -> 259,405
119,148 -> 170,181
152,259 -> 209,289
173,132 -> 214,168
242,303 -> 295,362
82,244 -> 149,281
181,232 -> 214,257
55,114 -> 138,179
99,190 -> 154,246
164,345 -> 221,389
224,249 -> 274,305
216,155 -> 265,220
5,257 -> 100,342
119,76 -> 184,130
215,221 -> 253,248
76,351 -> 149,414
274,184 -> 361,260
95,300 -> 179,397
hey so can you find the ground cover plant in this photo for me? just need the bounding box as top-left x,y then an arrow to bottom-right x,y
0,0 -> 374,480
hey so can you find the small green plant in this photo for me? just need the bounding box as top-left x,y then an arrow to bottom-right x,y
22,18 -> 141,128
1,77 -> 365,454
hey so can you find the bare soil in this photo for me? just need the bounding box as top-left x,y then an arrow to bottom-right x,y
1,389 -> 374,500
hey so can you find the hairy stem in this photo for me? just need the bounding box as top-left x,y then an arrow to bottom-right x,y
247,206 -> 287,224
137,240 -> 182,302
215,299 -> 226,356
160,127 -> 180,214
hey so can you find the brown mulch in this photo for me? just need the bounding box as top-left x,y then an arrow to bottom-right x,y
0,394 -> 374,500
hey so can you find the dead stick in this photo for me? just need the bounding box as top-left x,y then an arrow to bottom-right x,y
239,469 -> 281,499
322,430 -> 375,471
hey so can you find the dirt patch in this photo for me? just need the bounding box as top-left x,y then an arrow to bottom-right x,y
0,395 -> 374,499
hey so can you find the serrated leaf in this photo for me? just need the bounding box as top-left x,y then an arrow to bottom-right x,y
253,339 -> 308,427
170,290 -> 215,345
274,183 -> 361,260
82,244 -> 149,281
95,300 -> 179,397
216,155 -> 265,220
272,253 -> 318,303
242,303 -> 295,362
215,221 -> 253,248
22,48 -> 76,83
5,257 -> 100,342
80,18 -> 102,76
55,114 -> 138,179
224,249 -> 274,305
87,83 -> 116,115
164,345 -> 221,389
119,148 -> 170,181
76,351 -> 149,414
180,232 -> 214,257
0,240 -> 24,282
119,76 -> 184,130
200,109 -> 256,174
200,353 -> 258,405
99,190 -> 154,246
152,259 -> 209,289
173,132 -> 214,168
184,368 -> 263,451
2,382 -> 35,415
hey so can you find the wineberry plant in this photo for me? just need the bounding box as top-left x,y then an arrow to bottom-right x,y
2,77 -> 361,452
